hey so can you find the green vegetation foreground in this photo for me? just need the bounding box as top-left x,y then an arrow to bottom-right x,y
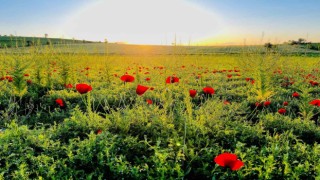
0,49 -> 320,179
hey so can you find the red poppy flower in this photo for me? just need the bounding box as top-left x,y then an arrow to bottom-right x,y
278,108 -> 286,114
224,100 -> 231,105
97,129 -> 102,135
166,76 -> 179,84
203,86 -> 215,95
255,102 -> 262,107
85,67 -> 90,70
264,101 -> 271,106
6,76 -> 13,82
55,98 -> 65,107
227,74 -> 232,78
292,92 -> 300,98
245,78 -> 251,82
214,153 -> 244,171
64,84 -> 73,89
311,81 -> 319,86
146,99 -> 153,104
145,77 -> 151,81
283,101 -> 288,106
189,89 -> 197,98
26,79 -> 32,85
76,83 -> 92,94
120,75 -> 135,82
309,99 -> 320,106
24,74 -> 30,77
136,85 -> 149,96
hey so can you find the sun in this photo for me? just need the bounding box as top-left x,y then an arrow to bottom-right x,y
62,0 -> 223,45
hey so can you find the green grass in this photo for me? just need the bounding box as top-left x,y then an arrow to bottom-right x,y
0,45 -> 320,179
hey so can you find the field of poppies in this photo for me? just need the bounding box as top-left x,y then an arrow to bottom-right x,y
0,47 -> 320,179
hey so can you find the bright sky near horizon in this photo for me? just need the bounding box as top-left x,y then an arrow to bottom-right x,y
0,0 -> 319,45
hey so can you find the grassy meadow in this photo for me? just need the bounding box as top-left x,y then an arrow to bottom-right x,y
0,44 -> 320,179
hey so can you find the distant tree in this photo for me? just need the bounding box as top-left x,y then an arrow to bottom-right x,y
264,42 -> 273,49
26,40 -> 34,47
298,38 -> 306,44
288,38 -> 309,45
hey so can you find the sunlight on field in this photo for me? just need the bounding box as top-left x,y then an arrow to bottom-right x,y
1,0 -> 320,178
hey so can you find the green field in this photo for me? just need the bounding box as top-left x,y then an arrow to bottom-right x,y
0,44 -> 320,179
1,36 -> 320,56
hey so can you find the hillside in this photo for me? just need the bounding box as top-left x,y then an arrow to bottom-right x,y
0,36 -> 95,48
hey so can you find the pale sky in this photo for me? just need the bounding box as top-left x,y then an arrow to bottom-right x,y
0,0 -> 319,45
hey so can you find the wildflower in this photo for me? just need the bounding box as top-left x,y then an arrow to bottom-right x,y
264,101 -> 271,106
76,83 -> 92,94
145,77 -> 151,81
224,100 -> 231,105
64,84 -> 73,89
292,92 -> 300,98
309,99 -> 320,106
310,81 -> 319,86
227,74 -> 232,78
6,76 -> 13,82
278,108 -> 286,114
97,129 -> 102,135
283,101 -> 288,106
203,86 -> 215,95
189,89 -> 197,98
136,85 -> 149,96
26,79 -> 32,85
55,98 -> 65,107
146,99 -> 153,104
214,153 -> 244,171
166,76 -> 179,84
120,75 -> 135,82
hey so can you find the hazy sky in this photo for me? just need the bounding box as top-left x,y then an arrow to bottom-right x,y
0,0 -> 319,45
